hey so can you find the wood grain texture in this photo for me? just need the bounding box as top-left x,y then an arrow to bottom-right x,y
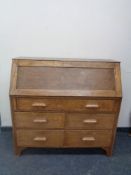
17,67 -> 115,90
65,113 -> 115,129
16,98 -> 116,113
64,130 -> 112,147
9,58 -> 122,156
10,58 -> 122,97
14,112 -> 65,129
16,130 -> 64,147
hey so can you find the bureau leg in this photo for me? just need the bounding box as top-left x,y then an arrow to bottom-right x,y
15,147 -> 24,156
103,147 -> 112,156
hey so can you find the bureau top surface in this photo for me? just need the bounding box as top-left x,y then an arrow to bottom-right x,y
13,57 -> 120,63
10,58 -> 122,97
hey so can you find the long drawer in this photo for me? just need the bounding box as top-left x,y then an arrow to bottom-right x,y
66,113 -> 115,129
64,130 -> 112,147
15,98 -> 116,112
16,130 -> 64,147
14,112 -> 65,129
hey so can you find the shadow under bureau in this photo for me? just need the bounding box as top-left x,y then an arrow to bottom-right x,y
10,58 -> 122,156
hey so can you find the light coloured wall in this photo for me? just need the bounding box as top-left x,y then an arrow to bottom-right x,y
0,0 -> 131,126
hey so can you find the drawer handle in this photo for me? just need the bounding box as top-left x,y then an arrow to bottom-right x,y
85,104 -> 99,108
32,103 -> 47,107
83,119 -> 97,124
33,119 -> 47,123
82,137 -> 95,141
33,137 -> 47,142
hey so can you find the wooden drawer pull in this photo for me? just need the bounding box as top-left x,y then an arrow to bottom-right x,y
33,119 -> 47,123
33,137 -> 47,142
83,119 -> 97,124
32,103 -> 47,107
82,137 -> 95,141
85,104 -> 99,108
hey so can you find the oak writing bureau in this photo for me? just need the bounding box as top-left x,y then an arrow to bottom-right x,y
10,58 -> 122,156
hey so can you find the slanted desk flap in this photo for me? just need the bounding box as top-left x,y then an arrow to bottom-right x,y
10,58 -> 122,97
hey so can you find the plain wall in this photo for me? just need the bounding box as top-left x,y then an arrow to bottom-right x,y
0,0 -> 131,126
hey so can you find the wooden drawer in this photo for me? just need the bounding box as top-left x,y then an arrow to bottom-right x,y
64,130 -> 112,147
16,98 -> 116,113
14,112 -> 65,129
66,113 -> 115,129
16,130 -> 64,147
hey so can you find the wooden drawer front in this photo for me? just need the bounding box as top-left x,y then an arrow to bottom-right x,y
66,114 -> 115,129
65,130 -> 112,147
16,98 -> 116,112
16,130 -> 64,147
14,112 -> 65,129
